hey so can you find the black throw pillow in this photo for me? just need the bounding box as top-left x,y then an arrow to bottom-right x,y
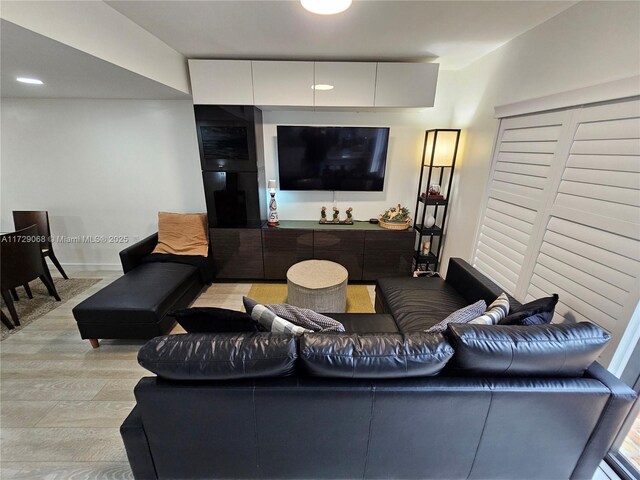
171,307 -> 260,333
499,294 -> 559,326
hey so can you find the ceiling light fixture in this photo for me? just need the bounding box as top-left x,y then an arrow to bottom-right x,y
301,0 -> 352,15
16,77 -> 43,85
312,84 -> 334,91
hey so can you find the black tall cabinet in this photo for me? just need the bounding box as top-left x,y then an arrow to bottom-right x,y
194,106 -> 266,228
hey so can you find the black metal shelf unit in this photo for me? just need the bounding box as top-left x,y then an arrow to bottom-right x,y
412,129 -> 461,272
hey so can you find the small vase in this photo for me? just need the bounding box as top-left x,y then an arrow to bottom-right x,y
425,215 -> 436,228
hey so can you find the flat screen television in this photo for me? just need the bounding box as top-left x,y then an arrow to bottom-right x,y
277,126 -> 389,191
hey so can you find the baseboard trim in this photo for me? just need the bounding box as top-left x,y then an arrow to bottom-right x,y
57,263 -> 122,272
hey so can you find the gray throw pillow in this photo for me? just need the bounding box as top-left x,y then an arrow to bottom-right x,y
266,304 -> 345,332
243,297 -> 313,336
425,300 -> 487,333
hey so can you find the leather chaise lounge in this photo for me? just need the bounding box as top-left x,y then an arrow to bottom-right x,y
73,233 -> 207,347
120,258 -> 637,480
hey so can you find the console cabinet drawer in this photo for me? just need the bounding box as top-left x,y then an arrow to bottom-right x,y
362,230 -> 414,280
210,228 -> 264,279
314,230 -> 365,281
210,226 -> 414,281
262,229 -> 313,280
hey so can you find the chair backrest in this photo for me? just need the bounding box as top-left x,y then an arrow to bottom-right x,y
13,210 -> 51,250
0,225 -> 45,290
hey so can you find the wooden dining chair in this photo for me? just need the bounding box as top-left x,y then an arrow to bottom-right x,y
1,310 -> 14,330
13,210 -> 68,280
0,225 -> 61,327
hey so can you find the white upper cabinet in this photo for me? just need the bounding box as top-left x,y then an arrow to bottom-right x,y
374,63 -> 439,107
314,62 -> 377,107
188,59 -> 254,105
188,60 -> 440,108
252,61 -> 314,106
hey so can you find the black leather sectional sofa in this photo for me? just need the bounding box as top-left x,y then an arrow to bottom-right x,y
121,258 -> 636,480
73,233 -> 209,347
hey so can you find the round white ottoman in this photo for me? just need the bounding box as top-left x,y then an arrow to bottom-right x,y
286,260 -> 348,313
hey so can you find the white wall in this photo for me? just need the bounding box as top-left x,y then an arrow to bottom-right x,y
0,98 -> 204,269
440,0 -> 640,276
263,111 -> 444,222
262,71 -> 457,222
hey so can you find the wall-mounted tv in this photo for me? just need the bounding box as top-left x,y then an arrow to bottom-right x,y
277,126 -> 389,191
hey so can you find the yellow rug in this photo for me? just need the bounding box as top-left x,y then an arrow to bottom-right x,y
247,283 -> 375,313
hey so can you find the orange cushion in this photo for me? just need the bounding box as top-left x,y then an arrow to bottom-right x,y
152,212 -> 209,257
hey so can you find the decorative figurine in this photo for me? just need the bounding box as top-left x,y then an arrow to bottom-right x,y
320,206 -> 327,223
267,179 -> 279,227
427,184 -> 444,200
422,239 -> 431,255
332,206 -> 340,223
345,207 -> 353,224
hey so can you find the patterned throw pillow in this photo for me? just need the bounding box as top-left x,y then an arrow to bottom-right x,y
243,297 -> 313,336
425,300 -> 487,333
469,293 -> 510,325
266,304 -> 345,332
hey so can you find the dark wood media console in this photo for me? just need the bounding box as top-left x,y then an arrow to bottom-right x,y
210,221 -> 415,281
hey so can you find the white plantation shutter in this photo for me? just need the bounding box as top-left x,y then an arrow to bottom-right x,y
473,111 -> 570,294
525,100 -> 640,361
474,97 -> 640,362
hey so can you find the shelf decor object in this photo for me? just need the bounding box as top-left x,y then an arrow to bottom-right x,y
267,179 -> 280,227
379,204 -> 411,230
413,129 -> 461,272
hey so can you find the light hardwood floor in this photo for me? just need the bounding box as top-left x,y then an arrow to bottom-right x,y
0,272 -> 612,480
0,272 -> 265,479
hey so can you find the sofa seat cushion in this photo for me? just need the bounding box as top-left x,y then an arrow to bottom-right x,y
172,307 -> 260,333
300,332 -> 453,378
327,313 -> 400,334
141,252 -> 215,283
138,333 -> 297,380
73,263 -> 199,326
376,276 -> 468,332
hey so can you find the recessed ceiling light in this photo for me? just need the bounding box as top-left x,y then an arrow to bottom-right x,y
301,0 -> 352,15
312,84 -> 334,91
16,77 -> 43,85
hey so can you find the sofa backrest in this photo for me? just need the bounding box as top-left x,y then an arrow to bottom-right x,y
446,257 -> 521,310
138,333 -> 297,380
131,362 -> 635,480
446,322 -> 611,377
300,332 -> 453,378
137,322 -> 612,381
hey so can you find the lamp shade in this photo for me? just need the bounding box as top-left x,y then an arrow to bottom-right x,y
425,130 -> 459,167
267,179 -> 277,190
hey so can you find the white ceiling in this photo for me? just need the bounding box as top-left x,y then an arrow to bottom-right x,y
106,0 -> 575,70
1,1 -> 577,99
0,20 -> 189,99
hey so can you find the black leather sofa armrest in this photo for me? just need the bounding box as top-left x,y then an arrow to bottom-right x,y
445,257 -> 520,310
120,233 -> 158,273
571,362 -> 637,479
585,362 -> 638,400
120,405 -> 158,480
